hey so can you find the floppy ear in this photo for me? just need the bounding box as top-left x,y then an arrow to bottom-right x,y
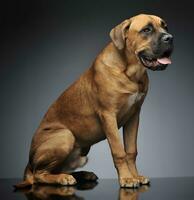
109,19 -> 131,50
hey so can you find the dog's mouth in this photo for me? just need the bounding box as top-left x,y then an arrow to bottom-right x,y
138,53 -> 172,71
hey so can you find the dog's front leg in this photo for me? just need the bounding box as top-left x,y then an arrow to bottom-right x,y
123,110 -> 150,185
99,111 -> 139,188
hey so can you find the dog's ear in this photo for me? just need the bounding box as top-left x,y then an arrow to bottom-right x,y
109,19 -> 131,50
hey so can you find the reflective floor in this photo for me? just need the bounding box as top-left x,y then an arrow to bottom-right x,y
0,178 -> 194,200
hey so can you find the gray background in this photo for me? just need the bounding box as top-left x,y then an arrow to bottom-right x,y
0,0 -> 194,178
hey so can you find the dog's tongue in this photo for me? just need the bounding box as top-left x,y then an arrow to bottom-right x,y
157,57 -> 171,65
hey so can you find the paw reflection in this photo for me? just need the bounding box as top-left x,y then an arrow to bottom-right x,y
119,185 -> 150,200
20,181 -> 98,200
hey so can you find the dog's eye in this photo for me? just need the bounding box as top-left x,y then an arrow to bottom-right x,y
164,26 -> 168,31
142,27 -> 152,33
161,20 -> 168,31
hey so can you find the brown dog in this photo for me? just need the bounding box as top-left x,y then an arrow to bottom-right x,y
15,14 -> 173,188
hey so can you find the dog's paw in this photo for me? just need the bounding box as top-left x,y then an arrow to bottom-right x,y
119,177 -> 140,188
71,171 -> 98,182
58,174 -> 77,185
81,171 -> 98,181
136,175 -> 150,185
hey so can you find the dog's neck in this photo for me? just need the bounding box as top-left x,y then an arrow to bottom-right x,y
101,43 -> 146,82
124,48 -> 146,82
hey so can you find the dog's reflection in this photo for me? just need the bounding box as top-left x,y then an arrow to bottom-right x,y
16,182 -> 149,200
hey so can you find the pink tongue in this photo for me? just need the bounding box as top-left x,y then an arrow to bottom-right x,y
157,57 -> 172,64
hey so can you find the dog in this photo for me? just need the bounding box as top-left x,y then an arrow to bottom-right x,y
14,14 -> 173,188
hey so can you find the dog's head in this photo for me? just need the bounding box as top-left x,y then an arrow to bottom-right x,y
110,14 -> 174,71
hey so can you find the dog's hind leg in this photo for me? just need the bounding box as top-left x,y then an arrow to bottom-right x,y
69,146 -> 98,183
32,129 -> 77,185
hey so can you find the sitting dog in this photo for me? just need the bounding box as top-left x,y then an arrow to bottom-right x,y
15,14 -> 173,188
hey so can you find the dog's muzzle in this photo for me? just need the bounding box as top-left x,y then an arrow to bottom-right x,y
138,53 -> 172,71
138,32 -> 173,71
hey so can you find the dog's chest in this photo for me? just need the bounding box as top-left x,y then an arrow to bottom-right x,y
117,92 -> 145,127
127,92 -> 145,108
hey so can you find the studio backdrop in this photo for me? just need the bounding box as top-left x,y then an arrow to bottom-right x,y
0,0 -> 194,178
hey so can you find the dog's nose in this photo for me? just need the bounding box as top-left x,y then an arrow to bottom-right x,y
162,34 -> 173,43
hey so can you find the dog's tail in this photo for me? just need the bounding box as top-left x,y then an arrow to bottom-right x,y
13,163 -> 34,189
13,180 -> 32,189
